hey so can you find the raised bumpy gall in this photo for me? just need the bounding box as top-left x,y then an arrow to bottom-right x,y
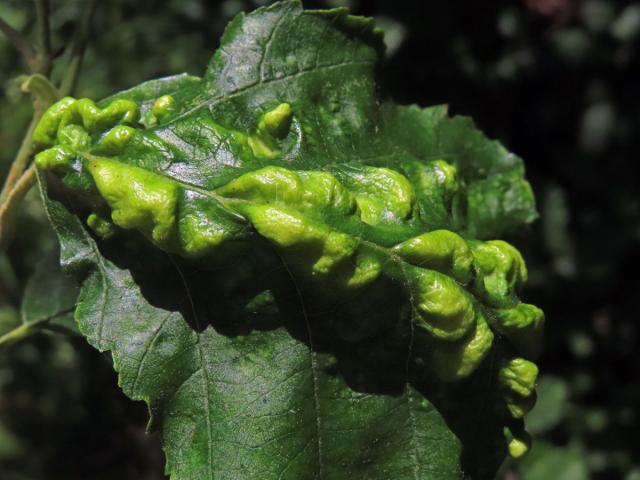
35,95 -> 543,458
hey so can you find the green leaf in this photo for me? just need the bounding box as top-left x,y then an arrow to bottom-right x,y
0,306 -> 19,337
0,255 -> 79,347
36,1 -> 541,478
21,256 -> 79,334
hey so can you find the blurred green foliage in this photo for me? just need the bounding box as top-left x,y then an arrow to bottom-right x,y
0,0 -> 638,478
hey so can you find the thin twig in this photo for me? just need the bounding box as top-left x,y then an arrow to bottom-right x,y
0,1 -> 96,253
0,317 -> 47,347
0,164 -> 37,250
0,75 -> 58,210
33,0 -> 52,75
0,3 -> 54,252
0,323 -> 35,347
0,2 -> 97,346
0,116 -> 39,205
34,0 -> 51,59
0,16 -> 36,64
60,0 -> 98,97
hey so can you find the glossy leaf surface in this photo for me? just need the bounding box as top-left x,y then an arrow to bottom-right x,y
36,2 -> 542,478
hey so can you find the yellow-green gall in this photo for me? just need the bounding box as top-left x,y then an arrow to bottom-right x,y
59,98 -> 140,134
472,240 -> 528,307
218,167 -> 355,216
179,210 -> 231,258
86,157 -> 178,250
507,431 -> 531,458
342,253 -> 381,288
151,95 -> 177,123
57,124 -> 91,149
393,229 -> 473,284
245,104 -> 293,159
176,191 -> 248,259
247,135 -> 279,159
98,125 -> 136,153
95,99 -> 140,130
72,99 -> 101,131
492,303 -> 545,359
240,205 -> 357,276
297,171 -> 355,215
218,167 -> 303,206
32,97 -> 77,149
258,103 -> 293,139
415,159 -> 459,198
33,96 -> 140,151
87,213 -> 117,240
34,145 -> 75,173
348,167 -> 416,224
429,313 -> 494,381
315,231 -> 358,274
217,165 -> 419,224
411,269 -> 476,341
430,160 -> 457,190
499,357 -> 539,397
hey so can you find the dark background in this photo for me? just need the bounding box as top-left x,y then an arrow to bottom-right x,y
0,0 -> 638,478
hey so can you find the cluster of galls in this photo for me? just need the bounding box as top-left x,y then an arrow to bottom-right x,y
35,96 -> 543,458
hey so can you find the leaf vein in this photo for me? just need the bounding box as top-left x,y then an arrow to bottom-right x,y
131,312 -> 172,394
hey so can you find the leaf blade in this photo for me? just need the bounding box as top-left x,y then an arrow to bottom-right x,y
35,1 -> 542,479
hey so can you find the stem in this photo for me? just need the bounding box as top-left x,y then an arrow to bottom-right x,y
0,116 -> 39,205
0,16 -> 36,64
0,164 -> 38,250
0,75 -> 57,236
59,0 -> 98,97
0,319 -> 45,347
35,0 -> 51,57
0,307 -> 76,347
34,0 -> 52,75
0,0 -> 55,203
0,1 -> 95,253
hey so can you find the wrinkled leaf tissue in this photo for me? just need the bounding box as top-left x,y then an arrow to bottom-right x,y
35,1 -> 542,478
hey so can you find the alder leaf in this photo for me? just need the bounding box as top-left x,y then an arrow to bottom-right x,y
36,1 -> 542,478
0,256 -> 78,347
21,256 -> 79,334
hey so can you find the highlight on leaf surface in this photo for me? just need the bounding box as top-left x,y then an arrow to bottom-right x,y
34,1 -> 544,478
